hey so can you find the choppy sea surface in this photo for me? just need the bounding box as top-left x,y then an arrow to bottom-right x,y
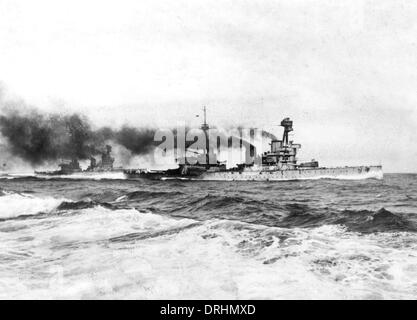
0,173 -> 417,299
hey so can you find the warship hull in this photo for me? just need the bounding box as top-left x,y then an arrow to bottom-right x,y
125,165 -> 383,181
196,165 -> 383,181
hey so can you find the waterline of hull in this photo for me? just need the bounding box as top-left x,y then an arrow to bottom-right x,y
125,166 -> 383,181
197,166 -> 383,181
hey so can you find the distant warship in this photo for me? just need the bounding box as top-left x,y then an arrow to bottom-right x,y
124,108 -> 383,181
35,145 -> 123,176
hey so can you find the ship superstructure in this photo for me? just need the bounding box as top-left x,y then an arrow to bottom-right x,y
261,118 -> 301,169
124,106 -> 227,179
86,145 -> 116,172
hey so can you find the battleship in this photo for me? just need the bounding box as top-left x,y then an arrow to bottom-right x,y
35,145 -> 123,177
124,109 -> 383,181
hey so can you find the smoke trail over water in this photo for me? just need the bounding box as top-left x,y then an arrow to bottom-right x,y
0,108 -> 159,165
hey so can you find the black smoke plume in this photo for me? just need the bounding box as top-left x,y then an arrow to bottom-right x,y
0,109 -> 158,165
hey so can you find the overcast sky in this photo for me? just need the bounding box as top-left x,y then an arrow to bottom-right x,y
0,0 -> 416,172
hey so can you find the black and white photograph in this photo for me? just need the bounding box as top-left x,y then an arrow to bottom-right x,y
0,0 -> 416,303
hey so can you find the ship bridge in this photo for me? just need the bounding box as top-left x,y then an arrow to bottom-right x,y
261,118 -> 310,169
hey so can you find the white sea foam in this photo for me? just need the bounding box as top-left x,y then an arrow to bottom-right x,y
1,205 -> 416,299
114,195 -> 127,202
318,171 -> 383,181
0,191 -> 65,219
0,172 -> 36,179
38,206 -> 196,244
35,172 -> 126,180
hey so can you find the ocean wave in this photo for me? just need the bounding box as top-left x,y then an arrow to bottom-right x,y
333,208 -> 417,233
34,172 -> 126,180
151,191 -> 417,233
181,194 -> 280,216
149,220 -> 417,299
56,200 -> 114,211
34,206 -> 198,249
278,205 -> 417,233
124,190 -> 184,200
1,175 -> 416,299
1,205 -> 417,299
0,191 -> 67,220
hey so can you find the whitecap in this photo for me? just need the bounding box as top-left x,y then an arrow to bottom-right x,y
0,191 -> 66,219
